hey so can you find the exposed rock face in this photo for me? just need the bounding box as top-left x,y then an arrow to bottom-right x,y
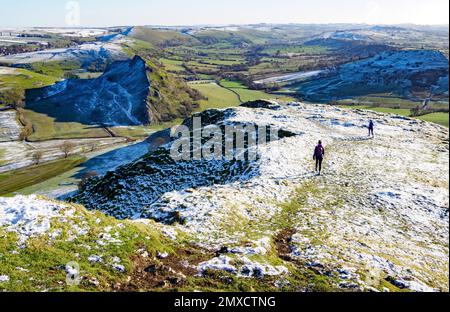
71,108 -> 296,220
295,50 -> 449,101
26,56 -> 151,126
72,101 -> 449,291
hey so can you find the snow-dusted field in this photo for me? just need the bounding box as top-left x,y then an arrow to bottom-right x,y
0,36 -> 129,65
0,110 -> 21,142
0,137 -> 129,173
254,70 -> 326,85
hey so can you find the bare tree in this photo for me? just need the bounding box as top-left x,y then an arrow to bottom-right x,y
32,150 -> 44,165
60,141 -> 76,158
88,142 -> 96,152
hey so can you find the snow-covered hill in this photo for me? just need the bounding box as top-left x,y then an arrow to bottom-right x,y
1,101 -> 448,292
295,50 -> 449,102
72,101 -> 448,291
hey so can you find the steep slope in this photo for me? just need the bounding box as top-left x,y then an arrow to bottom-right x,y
294,50 -> 449,102
25,53 -> 201,126
120,39 -> 204,123
70,101 -> 449,292
25,56 -> 150,126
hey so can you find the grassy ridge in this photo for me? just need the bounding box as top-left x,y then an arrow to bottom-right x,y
130,27 -> 199,47
0,156 -> 86,196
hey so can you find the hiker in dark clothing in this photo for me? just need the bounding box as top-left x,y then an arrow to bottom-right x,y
313,140 -> 325,175
368,120 -> 374,137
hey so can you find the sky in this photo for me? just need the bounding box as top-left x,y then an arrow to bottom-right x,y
0,0 -> 448,28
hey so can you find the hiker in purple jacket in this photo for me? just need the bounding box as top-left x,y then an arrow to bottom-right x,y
313,140 -> 325,175
368,120 -> 374,137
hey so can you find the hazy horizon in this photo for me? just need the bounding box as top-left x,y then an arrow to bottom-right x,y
0,0 -> 448,28
1,22 -> 449,30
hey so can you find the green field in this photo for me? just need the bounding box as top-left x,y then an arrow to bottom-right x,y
29,60 -> 81,79
191,82 -> 241,110
23,109 -> 109,141
262,45 -> 329,55
160,58 -> 185,72
191,79 -> 296,111
0,156 -> 86,196
220,79 -> 296,103
341,105 -> 449,127
417,112 -> 450,127
0,67 -> 58,91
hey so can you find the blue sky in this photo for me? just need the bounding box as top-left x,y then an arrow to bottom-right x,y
0,0 -> 448,27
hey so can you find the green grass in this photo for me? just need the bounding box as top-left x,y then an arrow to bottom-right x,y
29,60 -> 81,79
262,45 -> 329,55
220,79 -> 296,103
201,58 -> 243,66
191,82 -> 241,110
417,112 -> 449,127
337,95 -> 422,109
23,110 -> 109,141
0,67 -> 58,91
340,105 -> 449,127
160,58 -> 185,72
0,156 -> 86,196
0,203 -> 171,292
109,126 -> 156,139
130,26 -> 199,47
191,80 -> 296,112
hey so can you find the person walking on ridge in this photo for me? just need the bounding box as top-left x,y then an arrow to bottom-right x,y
368,120 -> 375,137
313,140 -> 325,175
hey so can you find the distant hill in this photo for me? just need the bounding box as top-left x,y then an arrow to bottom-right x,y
293,50 -> 449,102
129,26 -> 200,47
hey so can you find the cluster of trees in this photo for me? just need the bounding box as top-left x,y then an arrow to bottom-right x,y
0,37 -> 93,57
30,141 -> 76,167
0,89 -> 25,109
31,141 -> 78,166
410,105 -> 449,117
0,44 -> 43,56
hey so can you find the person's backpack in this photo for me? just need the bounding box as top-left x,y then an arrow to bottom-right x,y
314,145 -> 324,158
